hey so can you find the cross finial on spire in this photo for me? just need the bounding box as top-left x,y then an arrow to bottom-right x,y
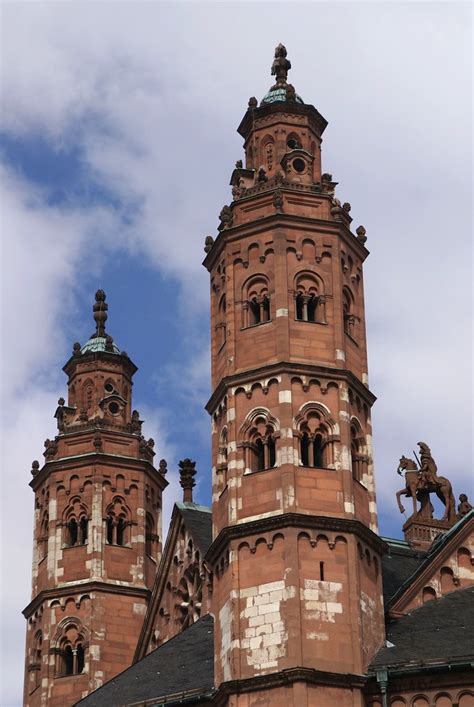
93,289 -> 108,338
179,458 -> 196,503
271,43 -> 291,87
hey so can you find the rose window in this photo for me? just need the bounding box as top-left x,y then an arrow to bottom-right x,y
175,565 -> 202,628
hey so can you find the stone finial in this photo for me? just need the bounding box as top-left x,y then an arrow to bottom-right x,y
179,458 -> 196,503
93,289 -> 108,338
130,410 -> 142,434
73,342 -> 81,357
159,458 -> 168,475
235,159 -> 243,169
356,225 -> 367,244
31,460 -> 40,476
271,43 -> 291,87
458,494 -> 472,517
257,167 -> 268,183
218,205 -> 233,231
204,236 -> 214,254
248,97 -> 258,109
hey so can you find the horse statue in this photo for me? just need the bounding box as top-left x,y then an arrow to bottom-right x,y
395,444 -> 456,523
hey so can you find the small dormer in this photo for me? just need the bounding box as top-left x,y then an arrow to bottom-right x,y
280,148 -> 314,184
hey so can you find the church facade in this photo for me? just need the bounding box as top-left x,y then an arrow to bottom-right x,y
23,46 -> 473,707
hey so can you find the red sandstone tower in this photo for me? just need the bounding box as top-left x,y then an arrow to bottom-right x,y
23,291 -> 167,706
204,45 -> 386,705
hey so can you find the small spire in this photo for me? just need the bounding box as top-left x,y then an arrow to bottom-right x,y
93,289 -> 108,338
179,458 -> 196,503
271,43 -> 291,87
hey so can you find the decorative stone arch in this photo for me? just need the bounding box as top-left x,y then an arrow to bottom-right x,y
261,133 -> 275,171
51,617 -> 89,677
217,293 -> 227,348
81,378 -> 95,412
350,416 -> 369,482
145,511 -> 157,557
105,495 -> 132,546
294,270 -> 326,323
216,425 -> 229,492
286,131 -> 303,150
242,273 -> 271,327
28,629 -> 43,689
38,508 -> 49,560
62,496 -> 89,547
239,407 -> 280,472
342,285 -> 358,338
294,401 -> 338,469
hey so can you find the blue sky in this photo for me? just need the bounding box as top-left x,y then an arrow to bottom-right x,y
1,2 -> 472,704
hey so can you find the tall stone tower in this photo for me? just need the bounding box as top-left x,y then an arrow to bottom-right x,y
23,291 -> 167,706
204,45 -> 386,706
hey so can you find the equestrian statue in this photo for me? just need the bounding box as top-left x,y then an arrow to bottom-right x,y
395,442 -> 456,524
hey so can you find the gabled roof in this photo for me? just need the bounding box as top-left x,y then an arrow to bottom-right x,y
177,502 -> 213,554
133,502 -> 212,662
370,586 -> 474,671
387,510 -> 474,613
380,538 -> 426,607
75,615 -> 215,707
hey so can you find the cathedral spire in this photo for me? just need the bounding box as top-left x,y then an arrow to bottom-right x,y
92,288 -> 108,338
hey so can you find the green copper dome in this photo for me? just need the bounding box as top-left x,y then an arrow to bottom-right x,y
80,336 -> 121,355
260,87 -> 304,105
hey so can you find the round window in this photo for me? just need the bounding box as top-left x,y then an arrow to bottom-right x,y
108,402 -> 120,415
104,382 -> 114,394
293,158 -> 306,173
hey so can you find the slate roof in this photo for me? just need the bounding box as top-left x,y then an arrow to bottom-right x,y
76,615 -> 215,707
177,503 -> 212,554
370,586 -> 474,671
381,538 -> 426,607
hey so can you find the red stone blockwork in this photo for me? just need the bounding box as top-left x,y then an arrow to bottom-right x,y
210,372 -> 376,533
212,527 -> 384,689
24,590 -> 148,707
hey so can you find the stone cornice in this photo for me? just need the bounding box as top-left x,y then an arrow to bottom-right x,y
23,581 -> 150,619
206,360 -> 376,414
237,101 -> 328,141
30,452 -> 168,492
205,513 -> 387,566
203,208 -> 369,273
63,349 -> 137,377
211,666 -> 365,705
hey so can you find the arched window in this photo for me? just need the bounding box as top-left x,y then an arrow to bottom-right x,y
343,286 -> 357,338
53,620 -> 87,677
39,511 -> 49,560
240,410 -> 279,472
261,135 -> 275,171
105,497 -> 131,547
294,272 -> 326,323
351,420 -> 368,482
30,630 -> 42,688
296,403 -> 337,469
243,275 -> 271,328
145,513 -> 156,557
63,499 -> 89,548
217,294 -> 227,348
217,427 -> 229,491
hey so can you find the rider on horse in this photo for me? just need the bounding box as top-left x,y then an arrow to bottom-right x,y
417,442 -> 442,490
